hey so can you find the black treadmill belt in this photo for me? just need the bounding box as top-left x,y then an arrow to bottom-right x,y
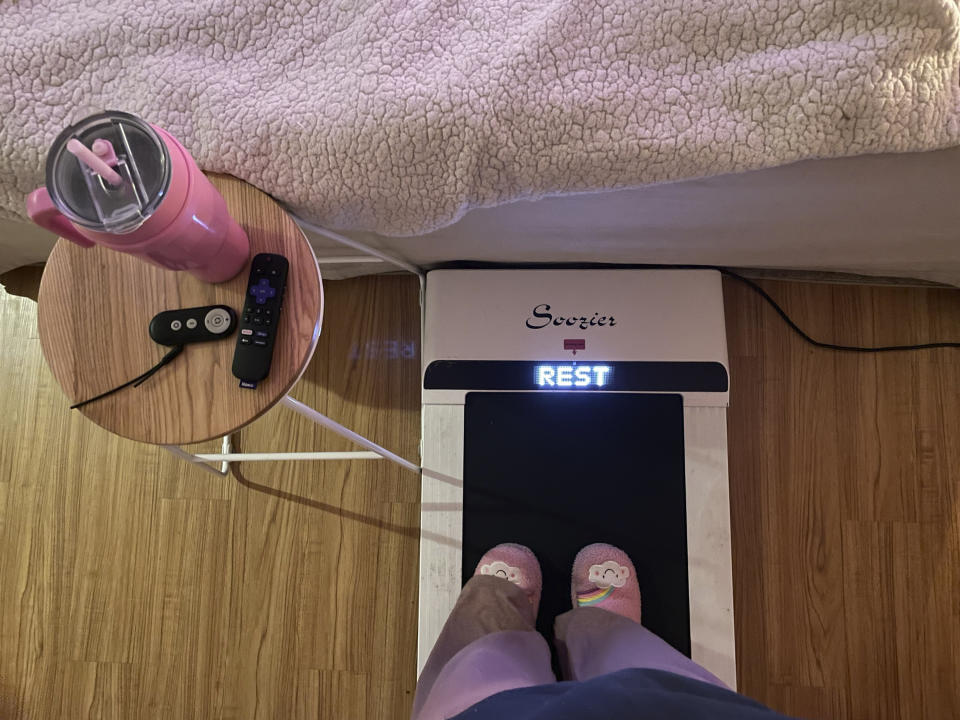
462,392 -> 691,659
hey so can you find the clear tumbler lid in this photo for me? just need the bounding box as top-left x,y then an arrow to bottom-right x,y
45,111 -> 171,233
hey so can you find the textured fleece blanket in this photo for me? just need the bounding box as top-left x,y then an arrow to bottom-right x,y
1,0 -> 959,237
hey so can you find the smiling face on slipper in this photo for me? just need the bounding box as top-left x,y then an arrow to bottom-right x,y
588,560 -> 630,588
480,560 -> 522,584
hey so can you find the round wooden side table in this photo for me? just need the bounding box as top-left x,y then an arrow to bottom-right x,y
37,174 -> 323,446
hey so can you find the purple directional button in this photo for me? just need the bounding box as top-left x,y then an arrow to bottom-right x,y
249,277 -> 277,305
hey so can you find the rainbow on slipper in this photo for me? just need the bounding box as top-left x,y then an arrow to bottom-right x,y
576,560 -> 630,607
576,585 -> 615,606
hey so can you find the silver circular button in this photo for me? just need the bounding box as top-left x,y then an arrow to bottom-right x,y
204,308 -> 231,334
186,318 -> 198,329
170,319 -> 182,331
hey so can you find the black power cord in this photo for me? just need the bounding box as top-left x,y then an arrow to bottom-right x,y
70,345 -> 185,410
717,267 -> 960,353
66,265 -> 959,412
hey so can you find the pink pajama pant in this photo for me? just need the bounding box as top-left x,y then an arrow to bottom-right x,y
412,575 -> 727,720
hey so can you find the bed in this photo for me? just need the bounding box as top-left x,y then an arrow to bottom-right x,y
1,0 -> 959,283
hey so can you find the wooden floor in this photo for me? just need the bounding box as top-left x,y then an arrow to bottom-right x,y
1,270 -> 958,719
0,273 -> 422,720
725,278 -> 960,720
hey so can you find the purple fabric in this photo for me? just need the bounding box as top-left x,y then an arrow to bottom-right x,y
448,669 -> 796,720
555,606 -> 727,689
414,605 -> 727,719
413,630 -> 555,720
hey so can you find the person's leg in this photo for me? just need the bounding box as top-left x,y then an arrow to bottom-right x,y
556,543 -> 727,689
555,606 -> 728,688
412,545 -> 555,720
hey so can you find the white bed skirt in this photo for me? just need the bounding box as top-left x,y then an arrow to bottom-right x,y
4,148 -> 960,287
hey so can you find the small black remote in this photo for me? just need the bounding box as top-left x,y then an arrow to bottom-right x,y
149,305 -> 237,346
232,253 -> 289,387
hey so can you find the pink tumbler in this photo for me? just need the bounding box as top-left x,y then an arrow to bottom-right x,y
26,111 -> 249,283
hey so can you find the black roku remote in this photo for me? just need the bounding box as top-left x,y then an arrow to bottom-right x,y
232,253 -> 289,387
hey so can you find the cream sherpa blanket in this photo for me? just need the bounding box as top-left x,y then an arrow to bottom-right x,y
1,0 -> 959,236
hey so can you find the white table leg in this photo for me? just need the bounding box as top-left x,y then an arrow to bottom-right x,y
164,395 -> 421,474
280,395 -> 421,474
162,435 -> 232,476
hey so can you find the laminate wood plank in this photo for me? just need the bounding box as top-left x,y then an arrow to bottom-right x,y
0,481 -> 7,555
294,669 -> 320,718
67,463 -> 160,664
913,295 -> 960,522
762,684 -> 842,720
371,502 -> 422,714
727,354 -> 771,694
725,277 -> 960,720
891,520 -> 960,719
833,286 -> 923,523
840,521 -> 902,720
218,275 -> 421,720
316,670 -> 370,719
0,289 -> 42,485
139,499 -> 234,715
738,280 -> 849,689
0,274 -> 420,719
22,660 -> 139,720
840,518 -> 960,720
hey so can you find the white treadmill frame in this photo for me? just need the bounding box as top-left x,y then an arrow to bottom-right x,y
419,269 -> 737,689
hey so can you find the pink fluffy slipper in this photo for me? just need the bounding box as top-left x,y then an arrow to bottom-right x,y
571,543 -> 641,624
474,543 -> 542,614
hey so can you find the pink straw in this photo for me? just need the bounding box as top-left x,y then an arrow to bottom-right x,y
91,138 -> 119,167
67,138 -> 122,185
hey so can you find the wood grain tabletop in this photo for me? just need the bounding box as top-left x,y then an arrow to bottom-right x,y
37,174 -> 323,445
